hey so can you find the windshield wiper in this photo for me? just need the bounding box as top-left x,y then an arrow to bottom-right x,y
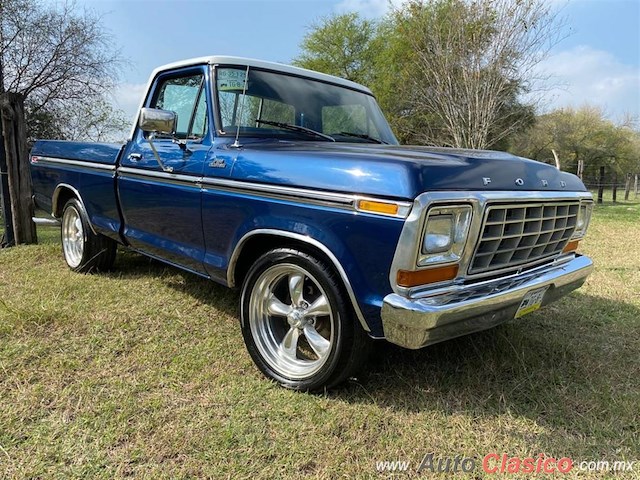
336,131 -> 388,144
255,119 -> 335,142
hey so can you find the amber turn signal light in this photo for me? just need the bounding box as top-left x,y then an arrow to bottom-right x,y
562,240 -> 580,254
397,264 -> 459,287
357,199 -> 399,216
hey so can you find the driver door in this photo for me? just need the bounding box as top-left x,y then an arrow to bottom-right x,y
118,66 -> 211,274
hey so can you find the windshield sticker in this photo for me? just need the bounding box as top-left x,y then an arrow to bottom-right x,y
217,69 -> 247,91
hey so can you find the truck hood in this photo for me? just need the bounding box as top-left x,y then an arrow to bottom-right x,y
228,141 -> 586,200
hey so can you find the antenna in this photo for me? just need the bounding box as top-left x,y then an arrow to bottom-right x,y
231,65 -> 250,149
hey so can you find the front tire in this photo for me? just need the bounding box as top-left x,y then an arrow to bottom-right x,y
61,198 -> 116,273
240,248 -> 371,391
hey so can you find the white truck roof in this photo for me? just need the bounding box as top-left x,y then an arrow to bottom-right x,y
152,56 -> 372,94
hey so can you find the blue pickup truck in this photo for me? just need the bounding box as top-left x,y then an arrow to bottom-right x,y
30,56 -> 594,391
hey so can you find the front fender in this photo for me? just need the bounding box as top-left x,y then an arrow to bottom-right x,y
201,189 -> 405,336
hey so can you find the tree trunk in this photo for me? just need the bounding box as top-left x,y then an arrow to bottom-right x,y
635,174 -> 639,198
0,92 -> 37,245
612,172 -> 618,203
597,165 -> 605,205
624,173 -> 631,201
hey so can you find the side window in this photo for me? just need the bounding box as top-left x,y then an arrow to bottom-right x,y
152,73 -> 207,139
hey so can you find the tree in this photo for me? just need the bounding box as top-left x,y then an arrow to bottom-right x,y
387,0 -> 557,148
296,0 -> 559,149
26,97 -> 129,143
294,13 -> 378,85
0,0 -> 123,246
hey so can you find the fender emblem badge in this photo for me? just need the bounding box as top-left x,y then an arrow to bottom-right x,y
482,177 -> 492,186
209,159 -> 226,168
541,179 -> 548,187
515,178 -> 524,186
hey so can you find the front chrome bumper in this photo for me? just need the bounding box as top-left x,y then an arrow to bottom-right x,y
381,255 -> 593,349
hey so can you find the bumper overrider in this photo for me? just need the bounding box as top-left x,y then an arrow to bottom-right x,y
381,254 -> 593,349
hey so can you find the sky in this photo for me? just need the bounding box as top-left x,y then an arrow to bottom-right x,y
77,0 -> 640,126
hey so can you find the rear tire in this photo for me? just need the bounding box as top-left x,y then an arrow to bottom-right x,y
61,198 -> 116,273
240,248 -> 372,392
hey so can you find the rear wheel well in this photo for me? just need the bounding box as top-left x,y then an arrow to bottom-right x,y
53,187 -> 76,218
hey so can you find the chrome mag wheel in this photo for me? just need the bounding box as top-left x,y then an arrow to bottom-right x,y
62,204 -> 84,268
248,263 -> 335,380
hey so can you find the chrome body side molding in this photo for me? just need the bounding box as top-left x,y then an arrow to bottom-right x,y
117,167 -> 201,189
32,155 -> 116,172
117,166 -> 412,218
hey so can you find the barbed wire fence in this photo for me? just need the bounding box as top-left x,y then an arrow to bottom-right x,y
583,172 -> 640,202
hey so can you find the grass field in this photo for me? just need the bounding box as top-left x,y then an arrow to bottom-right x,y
0,195 -> 638,479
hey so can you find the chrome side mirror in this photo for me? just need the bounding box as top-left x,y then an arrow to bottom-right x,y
139,107 -> 177,134
137,107 -> 176,173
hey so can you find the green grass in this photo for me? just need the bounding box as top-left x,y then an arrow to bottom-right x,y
1,198 -> 639,478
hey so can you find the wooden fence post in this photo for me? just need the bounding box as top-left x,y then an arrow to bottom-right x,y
597,166 -> 605,204
0,92 -> 37,245
551,149 -> 561,170
0,129 -> 15,247
612,172 -> 618,203
576,159 -> 584,179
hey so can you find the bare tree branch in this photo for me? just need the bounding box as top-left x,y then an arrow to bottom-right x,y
391,0 -> 563,149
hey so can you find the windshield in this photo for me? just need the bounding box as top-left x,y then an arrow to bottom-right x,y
215,67 -> 398,145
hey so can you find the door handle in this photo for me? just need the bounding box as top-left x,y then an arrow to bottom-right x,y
128,153 -> 142,161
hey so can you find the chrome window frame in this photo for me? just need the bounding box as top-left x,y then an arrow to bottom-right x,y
389,190 -> 593,298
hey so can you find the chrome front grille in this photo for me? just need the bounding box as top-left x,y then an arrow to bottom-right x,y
469,201 -> 579,275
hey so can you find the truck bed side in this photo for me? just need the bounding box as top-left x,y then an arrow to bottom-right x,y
30,140 -> 124,241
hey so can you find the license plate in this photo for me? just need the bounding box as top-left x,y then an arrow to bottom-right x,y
515,287 -> 548,319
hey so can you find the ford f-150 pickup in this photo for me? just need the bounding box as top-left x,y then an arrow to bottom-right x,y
30,56 -> 594,391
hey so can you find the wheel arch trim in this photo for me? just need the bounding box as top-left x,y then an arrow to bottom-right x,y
228,229 -> 371,332
51,183 -> 98,235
